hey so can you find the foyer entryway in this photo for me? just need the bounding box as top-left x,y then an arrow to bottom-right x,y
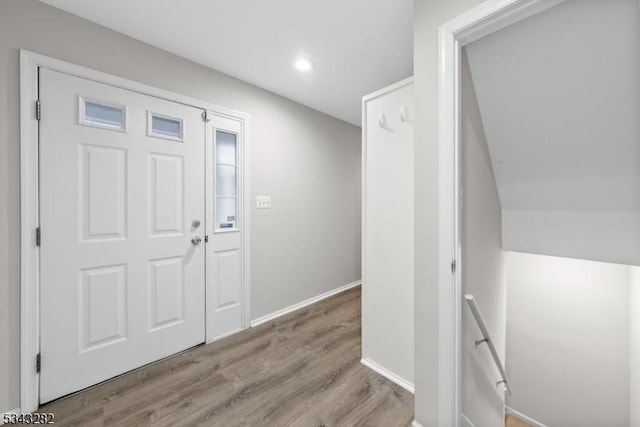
38,68 -> 247,403
39,69 -> 207,403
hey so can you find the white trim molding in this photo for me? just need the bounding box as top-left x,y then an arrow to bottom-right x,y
20,49 -> 41,415
505,406 -> 549,427
250,280 -> 361,327
20,49 -> 251,412
361,76 -> 414,103
360,358 -> 414,394
436,0 -> 568,425
411,421 -> 424,427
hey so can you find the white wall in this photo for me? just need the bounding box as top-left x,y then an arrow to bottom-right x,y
631,267 -> 640,427
0,0 -> 361,411
466,0 -> 640,266
362,79 -> 414,389
460,50 -> 507,427
506,252 -> 630,427
413,0 -> 488,423
503,210 -> 640,266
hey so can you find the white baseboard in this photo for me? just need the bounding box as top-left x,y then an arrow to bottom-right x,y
505,406 -> 548,427
250,280 -> 361,327
411,421 -> 424,427
1,409 -> 21,425
360,357 -> 414,393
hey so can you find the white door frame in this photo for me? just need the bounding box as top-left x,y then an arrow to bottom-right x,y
436,0 -> 567,425
19,50 -> 251,412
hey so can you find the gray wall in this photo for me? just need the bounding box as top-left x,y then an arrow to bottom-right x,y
632,267 -> 640,427
413,0 -> 487,424
506,252 -> 630,427
460,50 -> 506,427
0,0 -> 361,411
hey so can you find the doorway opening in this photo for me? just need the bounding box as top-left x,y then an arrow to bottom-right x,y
20,51 -> 251,411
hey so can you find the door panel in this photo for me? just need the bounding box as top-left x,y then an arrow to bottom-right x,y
148,256 -> 185,331
39,69 -> 206,403
80,145 -> 127,240
80,264 -> 127,351
206,115 -> 245,340
149,153 -> 184,235
216,249 -> 241,308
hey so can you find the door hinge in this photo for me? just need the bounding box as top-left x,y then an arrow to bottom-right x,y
35,100 -> 41,121
451,259 -> 457,274
36,353 -> 41,373
201,110 -> 211,122
204,235 -> 209,243
35,227 -> 41,247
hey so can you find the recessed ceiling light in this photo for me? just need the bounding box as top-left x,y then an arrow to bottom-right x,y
295,58 -> 313,72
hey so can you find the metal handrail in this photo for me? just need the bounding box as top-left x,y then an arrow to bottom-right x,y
464,293 -> 512,395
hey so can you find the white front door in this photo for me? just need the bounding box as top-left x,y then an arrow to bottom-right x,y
39,69 -> 206,403
206,114 -> 245,340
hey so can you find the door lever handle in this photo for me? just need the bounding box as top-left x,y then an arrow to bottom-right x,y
191,236 -> 202,246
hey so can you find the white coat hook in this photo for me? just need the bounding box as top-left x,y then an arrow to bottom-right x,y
378,112 -> 387,128
400,105 -> 409,123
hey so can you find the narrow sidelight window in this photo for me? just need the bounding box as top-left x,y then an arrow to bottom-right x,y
215,131 -> 238,230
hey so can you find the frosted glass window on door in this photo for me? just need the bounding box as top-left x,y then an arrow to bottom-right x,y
216,197 -> 236,229
150,114 -> 182,140
216,165 -> 236,197
215,131 -> 238,230
216,131 -> 237,165
83,100 -> 125,130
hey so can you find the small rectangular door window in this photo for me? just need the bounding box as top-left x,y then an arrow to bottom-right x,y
80,98 -> 126,131
148,112 -> 184,141
215,131 -> 237,230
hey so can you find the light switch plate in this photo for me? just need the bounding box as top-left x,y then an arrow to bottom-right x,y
256,195 -> 271,209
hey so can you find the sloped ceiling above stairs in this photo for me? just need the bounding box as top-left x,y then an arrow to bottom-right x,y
466,0 -> 640,265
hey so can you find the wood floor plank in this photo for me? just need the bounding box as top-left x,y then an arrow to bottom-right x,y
40,286 -> 414,426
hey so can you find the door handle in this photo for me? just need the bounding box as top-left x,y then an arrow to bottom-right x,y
191,236 -> 202,246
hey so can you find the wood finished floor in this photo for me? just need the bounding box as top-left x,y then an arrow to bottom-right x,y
40,286 -> 414,426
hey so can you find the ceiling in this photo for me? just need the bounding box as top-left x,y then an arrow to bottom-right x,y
466,0 -> 639,264
37,0 -> 413,126
467,0 -> 640,213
